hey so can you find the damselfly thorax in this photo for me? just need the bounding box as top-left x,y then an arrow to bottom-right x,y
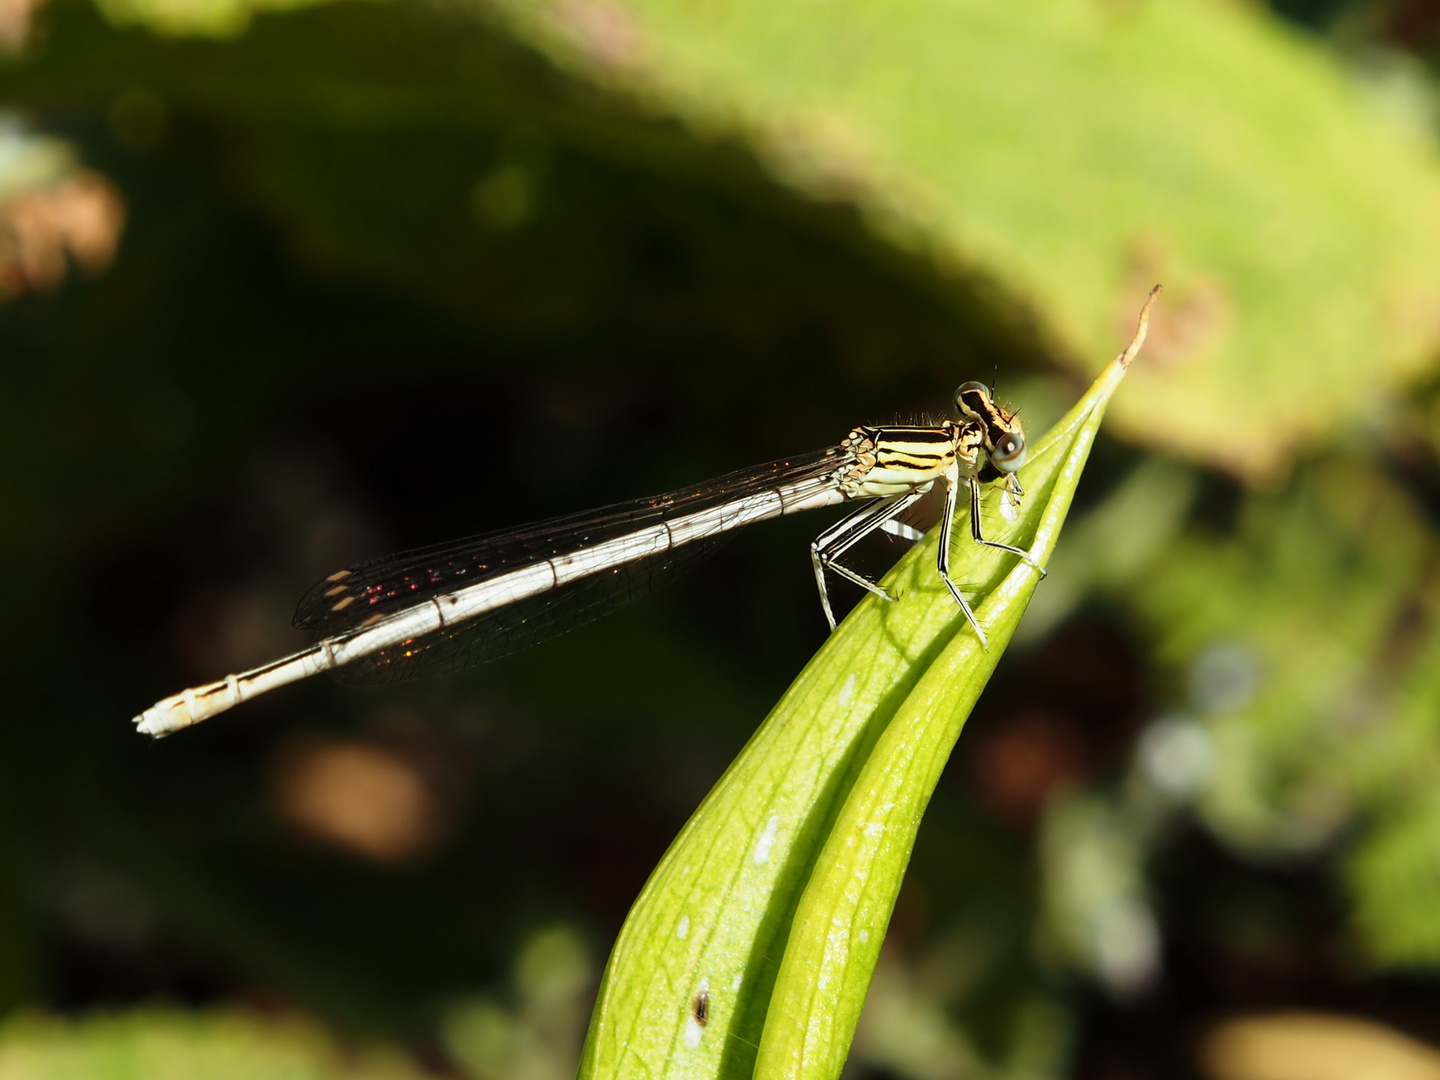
839,421 -> 982,497
134,384 -> 1040,737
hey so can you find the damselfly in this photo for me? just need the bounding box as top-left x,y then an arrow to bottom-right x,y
133,382 -> 1040,737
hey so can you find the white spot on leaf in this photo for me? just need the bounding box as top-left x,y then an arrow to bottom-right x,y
753,815 -> 780,865
684,1015 -> 704,1048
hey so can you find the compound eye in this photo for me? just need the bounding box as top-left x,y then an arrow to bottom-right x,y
991,433 -> 1027,472
954,381 -> 990,417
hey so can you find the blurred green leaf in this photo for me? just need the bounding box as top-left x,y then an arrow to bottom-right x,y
440,926 -> 592,1080
579,301 -> 1151,1079
1135,457 -> 1435,854
1124,446 -> 1440,967
0,1008 -> 426,1080
90,0 -> 340,36
15,0 -> 1440,479
491,0 -> 1440,479
1037,785 -> 1166,997
0,0 -> 1033,420
1350,793 -> 1440,965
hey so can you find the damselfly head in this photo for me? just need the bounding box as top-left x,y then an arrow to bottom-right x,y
954,380 -> 1027,474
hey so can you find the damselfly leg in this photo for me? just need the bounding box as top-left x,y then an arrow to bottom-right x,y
966,474 -> 1046,577
935,471 -> 987,647
811,490 -> 927,630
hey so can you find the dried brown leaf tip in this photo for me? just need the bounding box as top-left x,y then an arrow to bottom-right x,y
1119,285 -> 1162,370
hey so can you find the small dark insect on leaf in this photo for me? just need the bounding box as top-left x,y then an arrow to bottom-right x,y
692,989 -> 709,1027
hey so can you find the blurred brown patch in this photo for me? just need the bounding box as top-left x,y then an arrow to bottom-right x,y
0,170 -> 125,297
0,0 -> 41,47
545,0 -> 641,70
968,708 -> 1085,829
1201,1012 -> 1440,1080
962,618 -> 1145,830
169,585 -> 289,675
1388,1 -> 1440,51
274,738 -> 447,863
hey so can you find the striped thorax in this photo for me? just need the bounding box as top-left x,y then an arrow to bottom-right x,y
839,421 -> 985,498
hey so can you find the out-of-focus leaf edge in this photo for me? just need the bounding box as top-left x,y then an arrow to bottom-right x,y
578,291 -> 1159,1080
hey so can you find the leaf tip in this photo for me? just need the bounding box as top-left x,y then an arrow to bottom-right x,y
1118,284 -> 1162,369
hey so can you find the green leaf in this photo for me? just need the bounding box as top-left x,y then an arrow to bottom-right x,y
0,1007 -> 427,1079
92,0 -> 336,37
17,0 -> 1440,478
579,294 -> 1157,1080
489,0 -> 1440,480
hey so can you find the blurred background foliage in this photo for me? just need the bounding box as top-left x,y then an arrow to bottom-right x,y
6,0 -> 1440,1076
